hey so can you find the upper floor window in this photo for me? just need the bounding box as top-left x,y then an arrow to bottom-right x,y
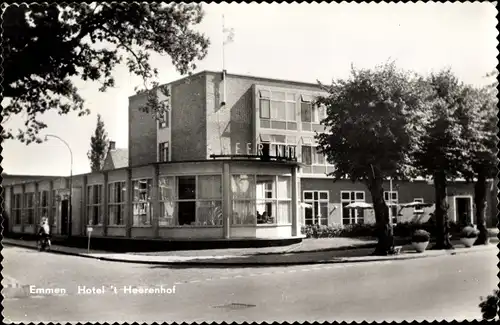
301,95 -> 326,124
259,89 -> 296,122
259,90 -> 271,119
159,141 -> 169,162
158,110 -> 169,129
302,137 -> 330,166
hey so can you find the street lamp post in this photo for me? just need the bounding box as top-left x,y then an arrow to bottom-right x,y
46,134 -> 73,237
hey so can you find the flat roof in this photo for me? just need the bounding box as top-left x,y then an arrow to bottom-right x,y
129,70 -> 323,99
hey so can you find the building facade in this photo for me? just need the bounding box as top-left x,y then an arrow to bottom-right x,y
3,71 -> 497,240
127,70 -> 497,228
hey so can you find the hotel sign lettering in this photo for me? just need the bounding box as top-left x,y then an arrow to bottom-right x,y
224,142 -> 297,160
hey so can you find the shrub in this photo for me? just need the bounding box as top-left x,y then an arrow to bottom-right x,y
411,229 -> 430,243
479,289 -> 499,320
460,226 -> 479,238
340,223 -> 377,237
301,223 -> 375,239
301,224 -> 343,238
393,220 -> 459,238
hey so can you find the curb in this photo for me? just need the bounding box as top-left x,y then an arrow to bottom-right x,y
4,240 -> 497,267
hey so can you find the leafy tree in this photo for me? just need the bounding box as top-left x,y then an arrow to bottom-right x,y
412,70 -> 474,249
87,114 -> 108,172
2,2 -> 209,144
316,62 -> 426,255
479,289 -> 499,320
463,85 -> 498,245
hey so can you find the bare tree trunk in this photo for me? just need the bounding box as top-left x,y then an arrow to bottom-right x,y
474,171 -> 489,245
432,171 -> 454,249
366,176 -> 394,256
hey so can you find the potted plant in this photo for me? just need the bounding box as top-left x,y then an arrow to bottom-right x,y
460,226 -> 479,247
411,229 -> 430,253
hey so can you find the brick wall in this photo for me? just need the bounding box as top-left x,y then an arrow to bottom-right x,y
170,73 -> 207,161
300,178 -> 497,227
205,71 -> 322,157
128,94 -> 157,167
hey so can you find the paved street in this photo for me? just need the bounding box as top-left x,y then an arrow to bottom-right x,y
3,245 -> 497,323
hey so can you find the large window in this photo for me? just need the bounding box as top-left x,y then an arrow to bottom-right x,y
232,174 -> 257,225
108,182 -> 126,226
259,90 -> 296,121
24,192 -> 35,224
159,176 -> 175,226
232,175 -> 291,225
159,175 -> 223,226
132,179 -> 152,226
52,190 -> 57,226
341,191 -> 365,225
159,142 -> 169,162
38,190 -> 49,222
87,184 -> 103,225
259,89 -> 298,130
303,191 -> 329,225
13,194 -> 22,225
196,175 -> 223,226
384,191 -> 399,224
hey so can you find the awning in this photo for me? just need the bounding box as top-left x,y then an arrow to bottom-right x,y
272,134 -> 286,143
301,136 -> 314,144
259,134 -> 271,142
259,90 -> 271,99
301,94 -> 313,102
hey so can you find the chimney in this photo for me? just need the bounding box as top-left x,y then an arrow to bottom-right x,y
109,141 -> 116,151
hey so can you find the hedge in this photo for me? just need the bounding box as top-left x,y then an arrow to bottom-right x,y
301,221 -> 462,239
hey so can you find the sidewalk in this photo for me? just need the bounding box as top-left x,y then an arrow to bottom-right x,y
3,237 -> 498,266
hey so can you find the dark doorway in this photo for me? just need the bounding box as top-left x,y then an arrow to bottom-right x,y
177,176 -> 196,226
178,202 -> 196,225
455,197 -> 472,226
61,199 -> 69,235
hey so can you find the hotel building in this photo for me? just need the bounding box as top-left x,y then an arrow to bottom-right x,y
3,71 -> 497,241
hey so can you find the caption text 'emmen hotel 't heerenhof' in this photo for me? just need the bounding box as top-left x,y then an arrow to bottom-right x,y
3,71 -> 497,241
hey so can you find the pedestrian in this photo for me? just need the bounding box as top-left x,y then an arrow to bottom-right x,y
38,216 -> 51,247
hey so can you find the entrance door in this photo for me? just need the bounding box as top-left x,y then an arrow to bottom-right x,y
455,197 -> 472,226
61,199 -> 69,235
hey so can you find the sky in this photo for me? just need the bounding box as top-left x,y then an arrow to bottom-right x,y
2,2 -> 498,176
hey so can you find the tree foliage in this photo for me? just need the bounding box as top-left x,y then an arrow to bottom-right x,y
316,62 -> 426,255
411,69 -> 480,249
2,2 -> 209,144
479,289 -> 499,320
464,84 -> 498,245
87,114 -> 108,172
